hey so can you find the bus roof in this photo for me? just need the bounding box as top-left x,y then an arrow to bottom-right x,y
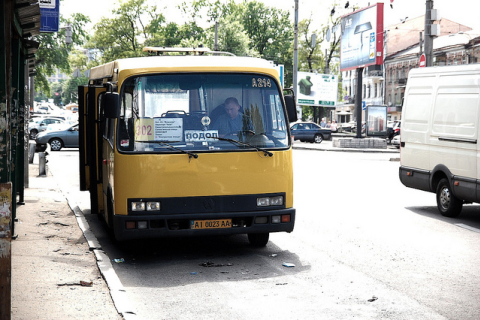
89,55 -> 278,81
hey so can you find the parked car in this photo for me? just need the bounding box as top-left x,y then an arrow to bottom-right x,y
35,123 -> 79,151
290,122 -> 332,143
392,135 -> 401,148
28,117 -> 65,139
393,120 -> 401,136
386,120 -> 401,143
338,121 -> 357,133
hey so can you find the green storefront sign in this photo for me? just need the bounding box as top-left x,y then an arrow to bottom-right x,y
318,100 -> 335,106
298,99 -> 315,104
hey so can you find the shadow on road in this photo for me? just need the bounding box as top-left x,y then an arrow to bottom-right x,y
405,205 -> 480,230
83,211 -> 309,288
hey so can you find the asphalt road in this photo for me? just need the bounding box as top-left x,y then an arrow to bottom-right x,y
47,148 -> 480,320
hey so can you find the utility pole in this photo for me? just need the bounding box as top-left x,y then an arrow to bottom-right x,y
419,31 -> 423,55
355,68 -> 363,138
424,0 -> 434,66
214,22 -> 218,51
293,0 -> 299,118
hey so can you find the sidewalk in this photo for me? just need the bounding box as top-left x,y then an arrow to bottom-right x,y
11,161 -> 122,320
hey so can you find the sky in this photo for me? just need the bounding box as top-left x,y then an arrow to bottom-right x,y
60,0 -> 480,37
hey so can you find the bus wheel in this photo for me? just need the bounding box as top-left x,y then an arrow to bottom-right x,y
436,178 -> 462,217
248,233 -> 269,247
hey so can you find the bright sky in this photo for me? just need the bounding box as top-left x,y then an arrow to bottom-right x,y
60,0 -> 480,36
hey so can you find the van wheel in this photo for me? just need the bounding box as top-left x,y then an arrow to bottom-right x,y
248,233 -> 269,247
436,178 -> 462,217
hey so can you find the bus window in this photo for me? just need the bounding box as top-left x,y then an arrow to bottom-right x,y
118,73 -> 289,153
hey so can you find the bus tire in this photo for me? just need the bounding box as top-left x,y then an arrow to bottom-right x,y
436,178 -> 462,217
248,233 -> 269,247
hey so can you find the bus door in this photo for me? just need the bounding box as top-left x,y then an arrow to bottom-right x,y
78,86 -> 88,191
79,85 -> 106,215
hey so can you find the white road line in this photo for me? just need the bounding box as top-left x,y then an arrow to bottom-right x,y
455,223 -> 480,233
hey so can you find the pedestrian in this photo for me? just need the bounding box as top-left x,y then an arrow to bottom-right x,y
331,120 -> 338,132
320,118 -> 326,127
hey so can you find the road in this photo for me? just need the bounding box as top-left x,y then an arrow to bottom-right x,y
47,147 -> 480,320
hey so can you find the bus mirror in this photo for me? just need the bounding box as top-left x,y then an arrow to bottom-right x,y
284,95 -> 298,123
103,92 -> 120,118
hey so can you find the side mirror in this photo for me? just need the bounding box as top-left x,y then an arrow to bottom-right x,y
103,92 -> 120,118
284,95 -> 298,123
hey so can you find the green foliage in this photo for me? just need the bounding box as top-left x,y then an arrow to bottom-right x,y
86,0 -> 164,64
34,14 -> 90,95
62,76 -> 89,105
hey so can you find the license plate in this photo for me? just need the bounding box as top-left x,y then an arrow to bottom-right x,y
190,219 -> 232,230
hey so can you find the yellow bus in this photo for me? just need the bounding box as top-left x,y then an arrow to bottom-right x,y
78,47 -> 297,246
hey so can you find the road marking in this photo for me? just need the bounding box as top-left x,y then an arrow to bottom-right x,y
455,224 -> 480,233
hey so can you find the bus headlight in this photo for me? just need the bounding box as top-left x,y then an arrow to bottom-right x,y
131,202 -> 145,211
147,202 -> 160,211
257,196 -> 283,207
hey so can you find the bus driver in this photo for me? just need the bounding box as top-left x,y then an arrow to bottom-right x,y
212,97 -> 253,137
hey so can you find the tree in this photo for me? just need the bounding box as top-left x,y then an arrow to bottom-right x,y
34,13 -> 90,95
179,0 -> 293,85
86,0 -> 164,64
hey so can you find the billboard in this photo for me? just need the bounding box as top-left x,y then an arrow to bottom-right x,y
297,72 -> 338,107
366,105 -> 387,137
340,3 -> 384,71
40,0 -> 60,33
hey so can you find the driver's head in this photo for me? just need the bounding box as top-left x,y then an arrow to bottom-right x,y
224,97 -> 240,119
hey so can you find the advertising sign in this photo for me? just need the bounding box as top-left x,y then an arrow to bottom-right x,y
340,3 -> 384,71
297,72 -> 338,107
275,65 -> 284,88
40,0 -> 60,33
365,105 -> 387,137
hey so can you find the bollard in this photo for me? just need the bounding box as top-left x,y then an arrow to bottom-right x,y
28,142 -> 36,164
39,152 -> 47,176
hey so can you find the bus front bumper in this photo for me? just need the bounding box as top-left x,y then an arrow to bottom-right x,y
112,208 -> 295,241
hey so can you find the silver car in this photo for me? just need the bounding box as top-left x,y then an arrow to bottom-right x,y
28,117 -> 65,139
392,134 -> 401,149
35,123 -> 79,151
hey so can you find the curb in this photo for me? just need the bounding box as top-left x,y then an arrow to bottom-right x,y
293,144 -> 400,154
66,199 -> 137,319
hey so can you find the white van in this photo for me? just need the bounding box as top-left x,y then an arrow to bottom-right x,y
399,64 -> 480,217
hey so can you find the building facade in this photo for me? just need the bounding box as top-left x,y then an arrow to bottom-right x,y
338,15 -> 477,123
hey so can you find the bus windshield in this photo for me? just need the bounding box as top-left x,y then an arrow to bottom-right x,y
117,73 -> 289,153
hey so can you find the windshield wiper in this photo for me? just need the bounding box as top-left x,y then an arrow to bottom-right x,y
137,140 -> 198,159
212,136 -> 273,157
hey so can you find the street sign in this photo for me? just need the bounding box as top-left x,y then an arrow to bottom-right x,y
40,0 -> 60,33
362,101 -> 366,110
419,54 -> 426,68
